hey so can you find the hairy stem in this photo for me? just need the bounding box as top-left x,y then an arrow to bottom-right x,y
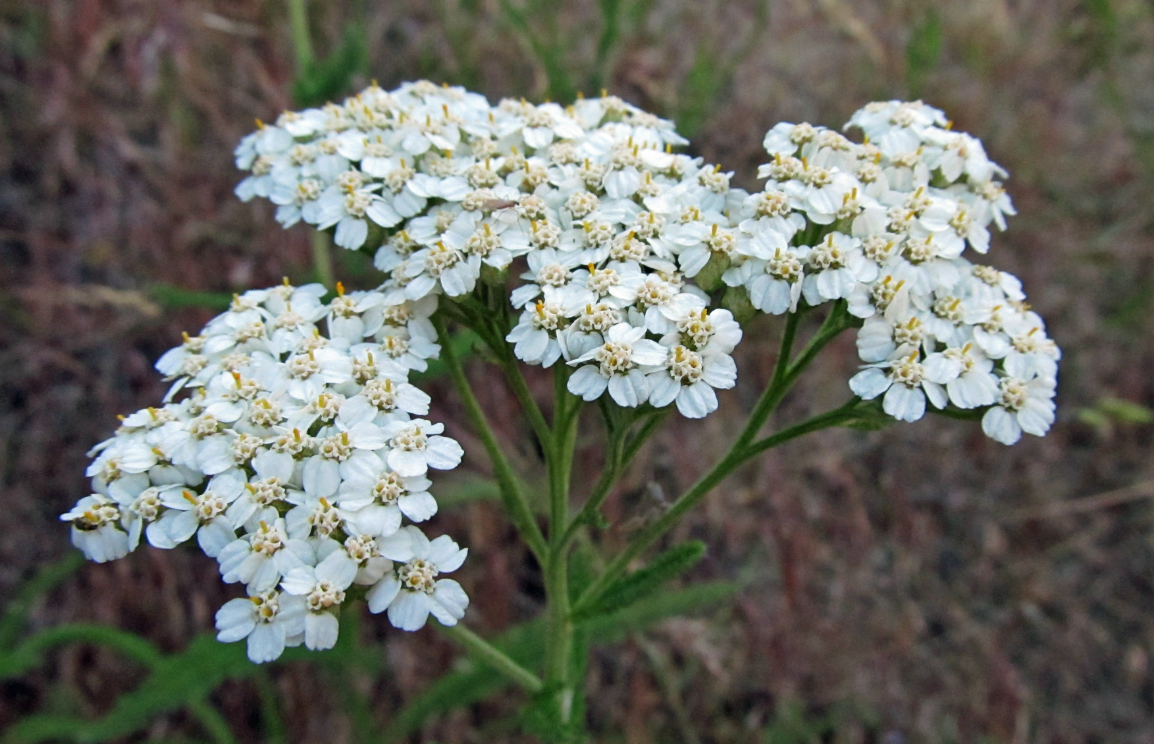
433,314 -> 548,561
561,405 -> 670,546
621,408 -> 672,467
436,622 -> 544,694
456,297 -> 553,450
733,309 -> 800,451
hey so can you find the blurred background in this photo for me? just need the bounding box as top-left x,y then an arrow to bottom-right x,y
2,1 -> 1154,742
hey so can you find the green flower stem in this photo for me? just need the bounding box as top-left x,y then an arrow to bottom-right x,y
542,548 -> 574,716
454,297 -> 553,451
433,314 -> 548,562
560,425 -> 627,545
732,309 -> 800,451
742,397 -> 863,459
621,407 -> 672,467
548,402 -> 580,537
286,0 -> 314,71
310,230 -> 334,290
572,305 -> 857,613
543,364 -> 581,716
560,404 -> 669,547
497,349 -> 554,453
435,621 -> 543,694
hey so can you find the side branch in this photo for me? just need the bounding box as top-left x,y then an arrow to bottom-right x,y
433,313 -> 549,561
435,622 -> 543,694
455,299 -> 554,450
572,305 -> 858,611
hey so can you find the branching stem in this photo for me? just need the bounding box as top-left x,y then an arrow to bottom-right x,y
572,304 -> 858,613
433,314 -> 548,561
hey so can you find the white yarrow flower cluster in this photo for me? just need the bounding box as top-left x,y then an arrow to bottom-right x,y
235,81 -> 745,419
724,101 -> 1058,442
62,282 -> 469,662
69,83 -> 1062,672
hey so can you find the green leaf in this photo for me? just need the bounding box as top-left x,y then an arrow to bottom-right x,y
1099,396 -> 1154,424
0,554 -> 83,651
1,629 -> 349,744
583,580 -> 736,643
149,284 -> 232,311
0,623 -> 163,681
291,24 -> 368,108
572,541 -> 707,622
385,580 -> 736,740
383,619 -> 546,743
906,8 -> 943,98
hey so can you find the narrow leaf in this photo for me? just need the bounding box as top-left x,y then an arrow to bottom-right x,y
572,541 -> 707,621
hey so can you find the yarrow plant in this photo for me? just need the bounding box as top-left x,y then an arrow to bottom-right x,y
63,81 -> 1058,738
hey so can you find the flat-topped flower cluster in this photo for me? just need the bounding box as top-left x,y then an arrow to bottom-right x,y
66,81 -> 1062,667
61,282 -> 469,662
234,82 -> 1056,435
236,80 -> 747,418
724,101 -> 1058,441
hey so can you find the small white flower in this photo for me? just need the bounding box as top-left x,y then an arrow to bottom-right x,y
215,589 -> 307,663
940,343 -> 999,409
381,419 -> 464,478
339,463 -> 437,537
279,551 -> 360,651
60,495 -> 132,563
366,527 -> 469,631
800,233 -> 868,306
150,474 -> 244,555
647,344 -> 737,418
507,300 -> 568,367
339,376 -> 431,426
849,352 -> 959,422
981,373 -> 1056,445
568,322 -> 668,407
217,516 -> 315,593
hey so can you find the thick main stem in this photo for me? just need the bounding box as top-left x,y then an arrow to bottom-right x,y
543,365 -> 581,722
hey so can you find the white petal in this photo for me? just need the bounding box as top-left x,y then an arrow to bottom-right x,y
305,612 -> 340,651
982,407 -> 1021,445
848,368 -> 890,400
366,574 -> 401,614
676,382 -> 718,419
883,384 -> 926,422
387,591 -> 432,631
424,436 -> 464,470
397,491 -> 438,522
246,622 -> 286,663
197,518 -> 236,558
215,599 -> 257,642
387,449 -> 428,478
430,579 -> 470,625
